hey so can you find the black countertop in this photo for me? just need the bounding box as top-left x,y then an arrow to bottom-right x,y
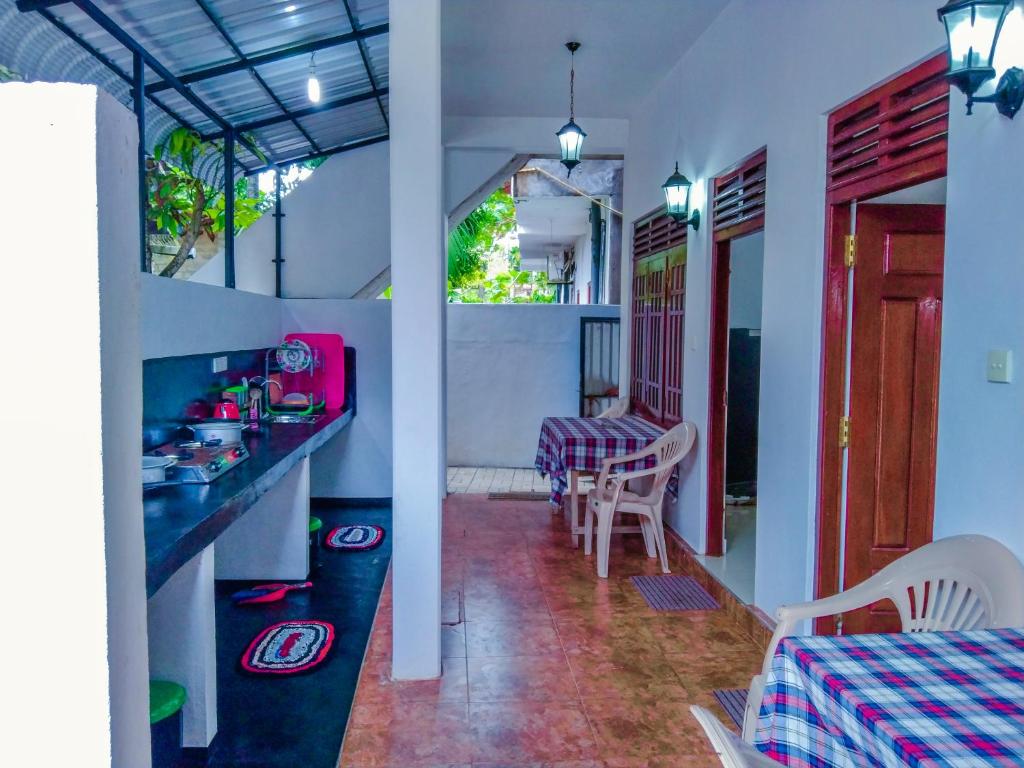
143,410 -> 353,597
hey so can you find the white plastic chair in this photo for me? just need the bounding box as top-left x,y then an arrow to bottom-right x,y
741,534 -> 1024,741
596,397 -> 629,418
584,420 -> 696,578
562,397 -> 631,541
691,706 -> 782,767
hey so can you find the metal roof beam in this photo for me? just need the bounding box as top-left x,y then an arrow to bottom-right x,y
145,23 -> 388,95
192,0 -> 320,155
45,0 -> 273,168
340,0 -> 389,130
207,87 -> 387,137
244,133 -> 388,176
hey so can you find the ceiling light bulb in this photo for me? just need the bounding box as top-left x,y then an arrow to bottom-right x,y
307,53 -> 320,103
285,4 -> 297,11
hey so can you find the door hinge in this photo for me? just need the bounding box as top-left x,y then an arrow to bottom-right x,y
844,235 -> 857,268
839,415 -> 851,448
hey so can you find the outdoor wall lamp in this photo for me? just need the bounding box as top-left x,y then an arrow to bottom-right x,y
662,163 -> 701,230
557,42 -> 587,176
938,0 -> 1024,118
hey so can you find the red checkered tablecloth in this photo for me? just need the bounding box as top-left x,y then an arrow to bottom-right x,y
534,415 -> 666,505
753,628 -> 1024,768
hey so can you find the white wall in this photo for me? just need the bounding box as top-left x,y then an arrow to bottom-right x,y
933,92 -> 1024,563
728,231 -> 764,330
282,300 -> 393,498
447,304 -> 619,466
620,0 -> 946,615
141,273 -> 282,359
445,148 -> 517,217
1,83 -> 149,768
194,141 -> 391,299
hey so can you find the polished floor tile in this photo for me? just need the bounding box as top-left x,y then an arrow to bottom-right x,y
339,495 -> 762,767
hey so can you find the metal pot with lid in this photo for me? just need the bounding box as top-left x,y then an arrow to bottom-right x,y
187,420 -> 244,445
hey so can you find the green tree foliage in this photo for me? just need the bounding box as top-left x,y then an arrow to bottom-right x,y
447,188 -> 516,288
147,128 -> 267,277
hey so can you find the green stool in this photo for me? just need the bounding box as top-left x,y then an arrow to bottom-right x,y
150,681 -> 186,768
309,515 -> 323,571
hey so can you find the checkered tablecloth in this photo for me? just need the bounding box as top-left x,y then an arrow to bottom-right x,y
753,628 -> 1024,768
534,415 -> 666,505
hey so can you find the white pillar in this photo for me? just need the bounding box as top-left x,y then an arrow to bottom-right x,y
0,83 -> 149,766
389,0 -> 444,679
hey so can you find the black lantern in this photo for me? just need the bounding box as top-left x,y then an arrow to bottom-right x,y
937,0 -> 1024,117
557,42 -> 587,175
662,163 -> 700,230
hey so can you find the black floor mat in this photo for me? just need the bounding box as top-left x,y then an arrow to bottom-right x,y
204,503 -> 391,768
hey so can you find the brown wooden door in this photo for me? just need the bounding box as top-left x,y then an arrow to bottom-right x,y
842,203 -> 945,633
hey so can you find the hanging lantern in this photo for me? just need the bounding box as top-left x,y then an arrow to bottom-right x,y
557,42 -> 587,175
937,0 -> 1023,117
662,163 -> 700,230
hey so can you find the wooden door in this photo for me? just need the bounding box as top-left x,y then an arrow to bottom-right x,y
842,203 -> 945,634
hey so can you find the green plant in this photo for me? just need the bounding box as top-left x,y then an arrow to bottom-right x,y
147,127 -> 267,277
447,187 -> 517,288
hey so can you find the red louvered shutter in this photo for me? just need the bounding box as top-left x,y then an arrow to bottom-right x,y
713,148 -> 767,242
630,209 -> 687,426
826,54 -> 949,205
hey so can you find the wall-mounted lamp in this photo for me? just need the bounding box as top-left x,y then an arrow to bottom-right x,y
662,163 -> 700,230
556,42 -> 587,176
938,0 -> 1024,118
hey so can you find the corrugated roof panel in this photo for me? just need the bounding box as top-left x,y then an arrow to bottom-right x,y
362,32 -> 387,89
87,0 -> 237,74
299,98 -> 385,146
255,41 -> 371,109
350,0 -> 387,28
210,0 -> 353,55
188,69 -> 285,126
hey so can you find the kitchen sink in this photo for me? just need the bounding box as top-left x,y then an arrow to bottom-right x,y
264,413 -> 323,424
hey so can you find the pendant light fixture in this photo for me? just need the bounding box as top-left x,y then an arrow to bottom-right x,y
556,41 -> 586,176
307,52 -> 321,103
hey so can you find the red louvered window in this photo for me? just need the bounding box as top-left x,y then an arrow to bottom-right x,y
630,209 -> 687,427
826,54 -> 948,204
713,148 -> 767,242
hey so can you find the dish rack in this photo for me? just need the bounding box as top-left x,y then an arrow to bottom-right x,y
264,340 -> 326,416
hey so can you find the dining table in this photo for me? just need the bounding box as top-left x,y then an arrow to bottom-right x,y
534,415 -> 668,546
753,628 -> 1024,767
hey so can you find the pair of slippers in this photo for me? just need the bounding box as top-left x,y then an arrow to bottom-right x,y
234,524 -> 386,675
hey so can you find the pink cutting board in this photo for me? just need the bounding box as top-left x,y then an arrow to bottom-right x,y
284,332 -> 345,410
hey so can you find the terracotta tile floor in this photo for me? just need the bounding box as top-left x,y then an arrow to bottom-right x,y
339,494 -> 763,767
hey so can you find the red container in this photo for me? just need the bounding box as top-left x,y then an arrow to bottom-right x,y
284,332 -> 346,410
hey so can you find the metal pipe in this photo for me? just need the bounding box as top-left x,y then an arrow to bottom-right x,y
273,171 -> 284,298
224,130 -> 236,288
133,52 -> 147,273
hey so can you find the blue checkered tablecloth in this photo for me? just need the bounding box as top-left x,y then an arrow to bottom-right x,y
753,629 -> 1024,767
534,415 -> 666,505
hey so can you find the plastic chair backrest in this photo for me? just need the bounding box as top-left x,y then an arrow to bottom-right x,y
691,706 -> 781,768
873,534 -> 1024,631
635,421 -> 696,506
597,397 -> 629,418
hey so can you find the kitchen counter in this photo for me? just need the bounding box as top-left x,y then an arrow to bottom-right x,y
143,409 -> 353,596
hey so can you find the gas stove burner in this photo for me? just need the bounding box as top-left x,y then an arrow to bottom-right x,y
150,440 -> 250,484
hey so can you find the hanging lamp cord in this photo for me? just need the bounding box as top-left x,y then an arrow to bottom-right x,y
569,50 -> 575,121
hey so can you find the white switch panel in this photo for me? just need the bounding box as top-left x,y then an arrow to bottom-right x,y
212,355 -> 228,373
987,349 -> 1013,383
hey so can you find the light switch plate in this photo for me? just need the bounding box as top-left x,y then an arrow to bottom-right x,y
987,349 -> 1013,383
212,355 -> 228,373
